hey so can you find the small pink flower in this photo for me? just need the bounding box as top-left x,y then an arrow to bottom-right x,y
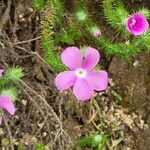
0,69 -> 4,77
126,13 -> 149,36
92,27 -> 101,38
94,30 -> 101,38
55,47 -> 108,101
0,96 -> 15,125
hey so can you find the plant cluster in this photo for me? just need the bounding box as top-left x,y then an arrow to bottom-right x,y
33,0 -> 150,73
31,0 -> 150,149
1,0 -> 148,148
0,67 -> 23,124
73,133 -> 107,150
99,0 -> 150,58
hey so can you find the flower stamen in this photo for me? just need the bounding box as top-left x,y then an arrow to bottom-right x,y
75,68 -> 87,78
130,18 -> 136,26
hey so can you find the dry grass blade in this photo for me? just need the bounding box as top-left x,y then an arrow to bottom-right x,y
20,80 -> 61,127
12,37 -> 41,46
20,87 -> 52,140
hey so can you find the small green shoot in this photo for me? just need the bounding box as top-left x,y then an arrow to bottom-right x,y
36,141 -> 45,150
73,133 -> 107,150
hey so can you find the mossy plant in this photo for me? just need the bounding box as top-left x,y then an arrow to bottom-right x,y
33,0 -> 150,71
73,0 -> 150,58
35,141 -> 45,150
100,0 -> 150,58
73,133 -> 107,150
51,0 -> 64,24
33,0 -> 46,10
40,0 -> 66,72
74,0 -> 101,37
103,0 -> 129,35
97,37 -> 140,59
0,67 -> 23,101
33,0 -> 66,72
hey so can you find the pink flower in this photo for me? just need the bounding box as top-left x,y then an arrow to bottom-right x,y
0,69 -> 4,77
55,47 -> 108,101
126,13 -> 149,36
0,96 -> 15,125
92,27 -> 101,38
94,30 -> 101,38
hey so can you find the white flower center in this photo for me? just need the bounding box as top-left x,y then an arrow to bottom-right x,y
75,68 -> 87,78
130,18 -> 136,26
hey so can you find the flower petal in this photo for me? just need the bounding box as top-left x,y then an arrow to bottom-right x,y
134,13 -> 149,29
55,71 -> 76,91
83,47 -> 100,70
86,71 -> 108,91
0,96 -> 15,115
0,116 -> 2,125
61,47 -> 83,69
73,78 -> 94,101
0,69 -> 4,77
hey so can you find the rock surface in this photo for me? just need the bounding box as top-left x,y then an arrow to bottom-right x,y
109,51 -> 150,149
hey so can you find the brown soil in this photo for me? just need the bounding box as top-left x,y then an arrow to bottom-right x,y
0,0 -> 150,150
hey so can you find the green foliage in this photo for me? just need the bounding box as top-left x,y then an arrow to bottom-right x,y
73,133 -> 107,150
33,0 -> 46,10
41,25 -> 66,72
55,24 -> 83,44
56,0 -> 100,45
133,30 -> 150,50
40,1 -> 66,72
103,0 -> 129,35
33,0 -> 66,72
36,141 -> 45,150
4,67 -> 23,83
75,0 -> 88,23
0,67 -> 23,101
98,37 -> 140,59
51,0 -> 64,24
1,138 -> 9,146
0,67 -> 23,87
55,0 -> 101,45
139,8 -> 150,18
53,0 -> 87,45
74,0 -> 100,36
17,143 -> 23,150
111,90 -> 123,103
35,0 -> 150,70
1,87 -> 17,101
101,0 -> 150,58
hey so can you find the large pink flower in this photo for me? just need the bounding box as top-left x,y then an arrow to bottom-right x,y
55,47 -> 108,101
126,13 -> 149,36
0,96 -> 15,124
